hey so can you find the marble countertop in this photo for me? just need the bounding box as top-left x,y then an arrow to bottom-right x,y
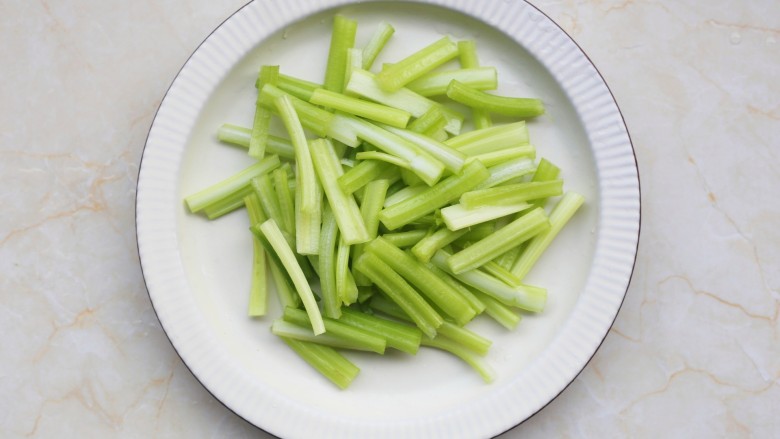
2,0 -> 777,437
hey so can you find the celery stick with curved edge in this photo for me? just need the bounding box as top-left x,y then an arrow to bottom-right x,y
344,48 -> 362,94
440,202 -> 531,231
319,206 -> 341,319
528,158 -> 562,209
480,260 -> 524,287
257,219 -> 325,334
283,307 -> 385,355
245,193 -> 268,316
406,67 -> 497,97
362,21 -> 395,70
217,124 -> 295,160
376,36 -> 459,92
249,65 -> 278,159
446,80 -> 545,118
324,15 -> 357,93
379,159 -> 489,230
380,229 -> 428,248
352,179 -> 390,287
338,308 -> 421,355
273,167 -> 296,238
421,336 -> 495,383
459,180 -> 564,209
411,226 -> 469,263
273,320 -> 380,353
444,121 -> 528,155
458,40 -> 492,130
310,88 -> 411,128
336,238 -> 358,305
355,151 -> 411,170
279,337 -> 359,390
261,84 -> 333,138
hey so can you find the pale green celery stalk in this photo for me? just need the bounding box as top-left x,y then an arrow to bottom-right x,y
273,320 -> 379,353
310,139 -> 370,245
339,115 -> 445,186
257,219 -> 325,334
424,263 -> 486,314
345,69 -> 463,135
245,193 -> 268,316
437,321 -> 492,356
411,226 -> 469,263
376,36 -> 459,92
453,222 -> 494,246
431,249 -> 546,312
202,185 -> 253,220
365,237 -> 476,326
326,113 -> 362,148
447,80 -> 545,118
428,127 -> 448,142
406,67 -> 497,97
444,122 -> 528,155
440,202 -> 531,231
511,192 -> 585,279
339,307 -> 421,355
217,124 -> 295,160
310,88 -> 411,128
279,337 -> 359,390
470,145 -> 536,167
344,49 -> 363,96
260,84 -> 334,138
362,21 -> 395,70
283,307 -> 385,354
458,40 -> 492,130
293,179 -> 323,255
383,184 -> 427,208
355,151 -> 411,170
480,260 -> 524,287
380,229 -> 428,248
357,286 -> 374,303
277,74 -> 322,101
354,252 -> 443,338
470,289 -> 521,330
460,180 -> 563,209
379,160 -> 489,230
275,95 -> 317,214
400,168 -> 423,186
494,246 -> 521,271
352,179 -> 390,286
407,106 -> 446,135
319,206 -> 341,319
336,238 -> 358,305
185,155 -> 281,213
249,65 -> 279,158
324,15 -> 357,93
447,207 -> 550,274
251,173 -> 285,230
268,255 -> 301,309
338,160 -> 400,194
368,293 -> 412,321
273,167 -> 296,238
421,336 -> 495,383
380,124 -> 466,174
529,158 -> 562,209
474,158 -> 536,190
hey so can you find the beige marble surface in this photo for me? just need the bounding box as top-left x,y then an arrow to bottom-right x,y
1,0 -> 777,437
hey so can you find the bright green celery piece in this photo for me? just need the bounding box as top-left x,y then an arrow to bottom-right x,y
383,184 -> 427,208
338,159 -> 400,194
217,124 -> 295,160
361,21 -> 395,70
424,263 -> 486,314
201,185 -> 253,220
376,36 -> 459,92
364,237 -> 476,326
447,80 -> 545,118
357,286 -> 374,303
256,219 -> 325,334
369,293 -> 413,322
421,336 -> 495,383
184,155 -> 281,213
379,160 -> 489,230
273,167 -> 296,238
268,254 -> 301,309
249,65 -> 279,158
344,48 -> 363,96
444,122 -> 528,155
279,336 -> 359,390
437,321 -> 492,356
447,207 -> 550,274
458,40 -> 492,130
319,206 -> 341,319
310,138 -> 370,245
407,106 -> 446,135
400,168 -> 423,186
460,179 -> 563,209
251,173 -> 286,232
354,252 -> 443,338
529,158 -> 561,209
480,260 -> 524,287
494,245 -> 521,271
471,288 -> 521,330
346,69 -> 464,135
379,124 -> 466,174
470,145 -> 535,167
273,320 -> 379,353
277,73 -> 322,101
336,238 -> 358,305
355,151 -> 411,170
440,202 -> 531,231
352,179 -> 390,286
406,67 -> 497,97
411,226 -> 468,263
453,222 -> 494,246
380,229 -> 428,248
474,158 -> 536,190
283,307 -> 385,354
324,15 -> 358,93
339,115 -> 445,185
511,192 -> 585,279
245,193 -> 268,316
431,249 -> 546,313
339,307 -> 421,355
310,88 -> 411,128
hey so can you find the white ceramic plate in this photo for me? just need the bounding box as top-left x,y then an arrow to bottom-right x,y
136,0 -> 640,437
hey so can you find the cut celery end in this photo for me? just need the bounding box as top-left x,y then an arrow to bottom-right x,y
421,336 -> 496,383
440,202 -> 531,231
459,179 -> 564,209
249,65 -> 279,159
279,336 -> 360,390
457,40 -> 493,130
284,307 -> 386,354
355,151 -> 411,170
277,73 -> 322,101
376,36 -> 459,92
444,122 -> 529,156
260,84 -> 334,137
274,95 -> 319,213
529,158 -> 562,209
470,289 -> 521,330
339,307 -> 422,355
310,88 -> 411,128
436,321 -> 492,356
406,67 -> 497,97
201,185 -> 253,220
324,15 -> 358,93
446,80 -> 545,118
362,21 -> 395,70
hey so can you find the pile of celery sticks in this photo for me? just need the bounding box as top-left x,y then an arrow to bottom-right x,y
184,15 -> 584,389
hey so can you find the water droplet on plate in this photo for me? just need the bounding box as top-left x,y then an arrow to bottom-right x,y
730,32 -> 741,45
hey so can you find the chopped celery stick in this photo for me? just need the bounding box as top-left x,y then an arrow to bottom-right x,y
355,151 -> 411,170
346,69 -> 464,135
446,80 -> 545,118
249,65 -> 279,158
494,245 -> 521,270
344,49 -> 363,94
251,173 -> 285,231
273,167 -> 296,238
352,179 -> 389,286
257,219 -> 325,334
324,15 -> 358,93
440,202 -> 531,231
293,179 -> 323,255
310,89 -> 411,128
336,238 -> 357,305
245,193 -> 268,316
453,222 -> 494,246
326,113 -> 362,148
310,139 -> 370,245
365,237 -> 476,326
428,127 -> 448,142
357,286 -> 374,303
268,255 -> 300,309
458,40 -> 492,130
376,36 -> 459,92
406,67 -> 497,97
339,307 -> 421,355
319,207 -> 341,319
273,320 -> 379,353
529,158 -> 561,209
407,106 -> 446,135
354,252 -> 443,338
202,185 -> 253,219
480,260 -> 524,287
470,289 -> 521,330
469,145 -> 535,167
260,84 -> 334,138
425,263 -> 486,314
384,184 -> 427,208
380,125 -> 466,173
338,160 -> 399,194
369,293 -> 413,321
512,192 -> 585,279
284,307 -> 385,354
217,124 -> 296,160
411,226 -> 469,263
362,21 -> 395,70
277,73 -> 321,101
447,207 -> 550,274
437,321 -> 492,356
379,160 -> 489,230
380,229 -> 428,248
421,336 -> 495,383
460,180 -> 563,209
474,158 -> 536,190
444,122 -> 529,155
279,337 -> 359,390
400,168 -> 423,186
185,155 -> 281,213
431,249 -> 546,312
